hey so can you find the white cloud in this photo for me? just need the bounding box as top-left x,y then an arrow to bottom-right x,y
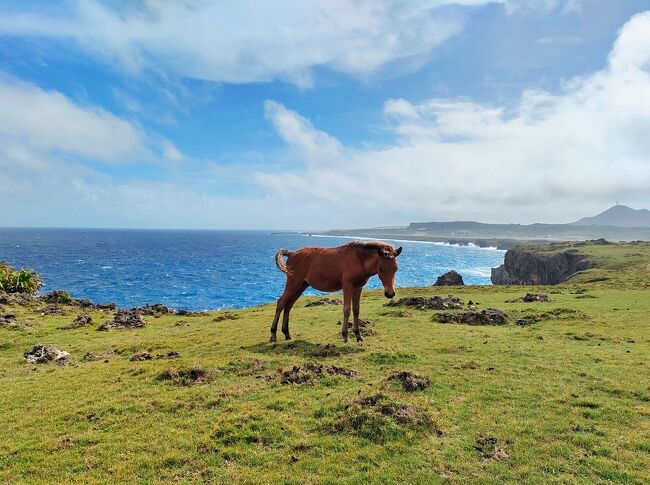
264,100 -> 343,165
162,140 -> 185,162
0,77 -> 149,163
255,11 -> 650,225
0,0 -> 576,88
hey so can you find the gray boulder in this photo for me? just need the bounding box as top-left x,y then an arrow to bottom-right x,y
433,270 -> 465,286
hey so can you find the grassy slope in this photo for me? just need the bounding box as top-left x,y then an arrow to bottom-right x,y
1,244 -> 649,484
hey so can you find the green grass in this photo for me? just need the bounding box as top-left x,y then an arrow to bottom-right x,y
1,242 -> 649,483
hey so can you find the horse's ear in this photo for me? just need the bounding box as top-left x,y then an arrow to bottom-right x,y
395,246 -> 402,256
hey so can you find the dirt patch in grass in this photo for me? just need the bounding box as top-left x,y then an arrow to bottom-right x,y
433,308 -> 508,326
279,363 -> 357,384
222,359 -> 265,376
82,351 -> 114,362
245,340 -> 362,359
157,351 -> 181,360
389,371 -> 430,392
516,317 -> 539,326
279,365 -> 312,385
213,313 -> 239,322
506,293 -> 551,303
379,309 -> 414,318
0,313 -> 32,330
365,351 -> 418,365
98,309 -> 146,330
325,393 -> 441,443
158,367 -> 213,386
474,436 -> 510,462
305,298 -> 342,307
338,318 -> 376,336
130,352 -> 153,361
385,296 -> 463,310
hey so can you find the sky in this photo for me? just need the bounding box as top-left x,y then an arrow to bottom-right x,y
1,0 -> 649,230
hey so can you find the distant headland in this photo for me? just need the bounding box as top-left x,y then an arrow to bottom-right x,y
317,205 -> 650,250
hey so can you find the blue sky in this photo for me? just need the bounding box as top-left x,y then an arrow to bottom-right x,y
1,0 -> 649,229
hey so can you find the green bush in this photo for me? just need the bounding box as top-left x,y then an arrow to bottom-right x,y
0,263 -> 42,294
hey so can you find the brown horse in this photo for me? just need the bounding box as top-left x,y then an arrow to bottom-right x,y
271,241 -> 402,343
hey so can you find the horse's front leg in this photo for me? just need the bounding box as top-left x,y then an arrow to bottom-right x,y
352,288 -> 363,342
341,285 -> 353,343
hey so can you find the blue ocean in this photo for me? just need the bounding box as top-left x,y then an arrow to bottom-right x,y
0,229 -> 505,311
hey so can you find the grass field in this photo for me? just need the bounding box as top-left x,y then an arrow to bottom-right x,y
1,243 -> 649,483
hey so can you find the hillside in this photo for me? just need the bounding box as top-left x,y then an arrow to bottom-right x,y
574,205 -> 650,227
320,205 -> 650,247
1,242 -> 649,483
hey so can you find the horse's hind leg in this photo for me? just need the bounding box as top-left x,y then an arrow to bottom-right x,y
352,288 -> 363,342
341,285 -> 353,343
281,282 -> 308,340
271,287 -> 291,342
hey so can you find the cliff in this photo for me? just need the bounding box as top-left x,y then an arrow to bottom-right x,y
491,246 -> 594,285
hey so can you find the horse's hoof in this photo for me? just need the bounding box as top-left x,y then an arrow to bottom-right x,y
342,335 -> 349,343
270,335 -> 277,343
284,334 -> 292,341
356,336 -> 364,343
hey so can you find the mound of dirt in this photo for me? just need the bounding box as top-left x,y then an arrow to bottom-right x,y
305,298 -> 342,307
158,368 -> 212,386
130,352 -> 153,361
516,317 -> 539,326
24,344 -> 70,364
507,293 -> 551,303
279,365 -> 312,385
98,310 -> 146,331
39,304 -> 67,316
329,393 -> 440,443
0,313 -> 24,329
433,308 -> 508,326
474,436 -> 510,462
385,296 -> 463,310
156,351 -> 180,360
390,371 -> 430,392
61,314 -> 93,329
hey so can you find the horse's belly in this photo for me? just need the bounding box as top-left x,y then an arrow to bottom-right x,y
308,280 -> 342,293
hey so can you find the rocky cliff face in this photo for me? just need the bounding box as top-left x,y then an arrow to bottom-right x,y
491,247 -> 593,285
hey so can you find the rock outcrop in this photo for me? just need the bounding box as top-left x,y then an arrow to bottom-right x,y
98,309 -> 146,330
491,247 -> 593,285
24,344 -> 70,364
385,296 -> 463,310
433,270 -> 464,286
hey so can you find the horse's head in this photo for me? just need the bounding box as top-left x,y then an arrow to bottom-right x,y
377,246 -> 402,299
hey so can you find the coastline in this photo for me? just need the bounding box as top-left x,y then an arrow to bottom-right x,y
303,233 -> 505,251
306,231 -> 548,250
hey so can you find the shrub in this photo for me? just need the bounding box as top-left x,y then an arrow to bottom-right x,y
0,263 -> 42,294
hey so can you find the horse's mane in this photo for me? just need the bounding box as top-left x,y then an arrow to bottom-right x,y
345,240 -> 398,257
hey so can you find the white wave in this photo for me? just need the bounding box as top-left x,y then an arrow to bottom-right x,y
304,233 -> 504,251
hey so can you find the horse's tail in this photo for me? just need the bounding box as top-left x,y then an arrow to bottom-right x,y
275,249 -> 292,274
